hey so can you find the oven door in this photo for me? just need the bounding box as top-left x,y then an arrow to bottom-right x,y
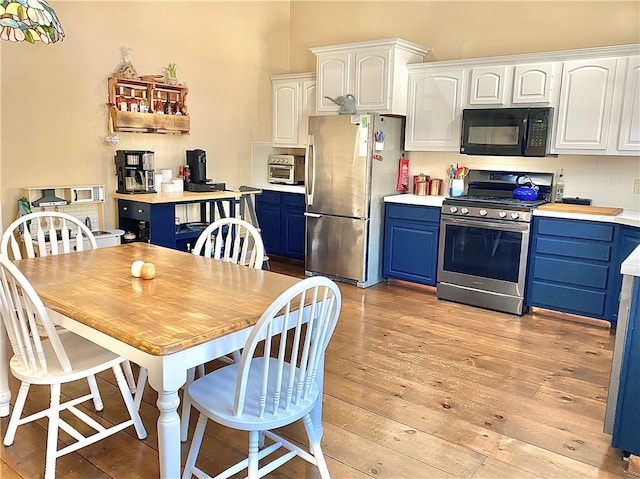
460,108 -> 527,156
268,164 -> 294,184
437,215 -> 530,297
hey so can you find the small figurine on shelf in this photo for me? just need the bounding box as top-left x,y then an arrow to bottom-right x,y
165,62 -> 178,85
114,46 -> 138,80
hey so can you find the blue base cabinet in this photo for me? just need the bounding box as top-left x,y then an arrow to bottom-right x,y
526,217 -> 617,321
255,190 -> 305,260
383,203 -> 440,286
609,226 -> 640,322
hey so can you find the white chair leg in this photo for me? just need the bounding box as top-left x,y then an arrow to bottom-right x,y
248,430 -> 260,479
86,374 -> 104,411
113,364 -> 147,439
134,367 -> 148,410
122,360 -> 137,393
3,382 -> 29,446
44,383 -> 61,479
182,413 -> 208,479
180,367 -> 197,442
303,414 -> 331,479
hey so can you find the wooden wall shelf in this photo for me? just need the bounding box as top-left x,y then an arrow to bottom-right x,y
108,76 -> 190,135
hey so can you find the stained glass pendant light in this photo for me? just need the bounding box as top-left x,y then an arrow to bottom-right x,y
0,0 -> 64,44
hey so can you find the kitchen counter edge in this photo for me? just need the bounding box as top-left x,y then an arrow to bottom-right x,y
251,184 -> 305,194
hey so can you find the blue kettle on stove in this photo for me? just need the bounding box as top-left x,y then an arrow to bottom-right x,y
513,175 -> 539,201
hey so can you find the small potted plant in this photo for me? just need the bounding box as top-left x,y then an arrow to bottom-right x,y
166,62 -> 178,85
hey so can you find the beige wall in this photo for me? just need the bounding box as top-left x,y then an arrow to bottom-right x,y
2,1 -> 640,229
1,1 -> 291,229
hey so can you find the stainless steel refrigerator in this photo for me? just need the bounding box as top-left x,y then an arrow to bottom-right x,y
304,114 -> 404,287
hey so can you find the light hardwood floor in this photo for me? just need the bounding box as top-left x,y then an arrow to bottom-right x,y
0,259 -> 628,478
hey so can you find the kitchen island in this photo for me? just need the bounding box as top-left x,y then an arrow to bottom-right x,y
113,190 -> 248,251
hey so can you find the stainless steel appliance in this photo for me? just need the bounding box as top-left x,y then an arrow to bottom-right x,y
305,114 -> 404,287
115,150 -> 155,194
268,154 -> 305,185
437,170 -> 554,315
460,107 -> 553,157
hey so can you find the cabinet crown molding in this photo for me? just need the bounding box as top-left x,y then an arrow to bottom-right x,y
310,37 -> 430,56
408,43 -> 640,71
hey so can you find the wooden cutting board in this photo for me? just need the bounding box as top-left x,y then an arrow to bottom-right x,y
537,203 -> 623,216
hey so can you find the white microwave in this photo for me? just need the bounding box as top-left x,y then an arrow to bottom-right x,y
268,155 -> 304,185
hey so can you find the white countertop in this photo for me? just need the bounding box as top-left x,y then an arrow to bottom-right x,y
252,183 -> 305,194
384,194 -> 446,207
622,244 -> 640,277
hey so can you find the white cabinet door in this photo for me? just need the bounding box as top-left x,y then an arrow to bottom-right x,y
271,74 -> 315,148
618,55 -> 640,151
468,66 -> 508,105
354,48 -> 390,111
406,68 -> 466,151
512,63 -> 556,104
316,52 -> 352,113
554,58 -> 618,151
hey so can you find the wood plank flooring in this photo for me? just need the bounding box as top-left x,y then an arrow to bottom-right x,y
0,259 -> 629,478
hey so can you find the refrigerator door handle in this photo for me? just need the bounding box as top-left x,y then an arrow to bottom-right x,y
305,135 -> 315,206
304,212 -> 322,218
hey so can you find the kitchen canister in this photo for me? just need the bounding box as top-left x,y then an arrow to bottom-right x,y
161,182 -> 175,193
413,173 -> 429,196
161,169 -> 173,183
429,178 -> 442,195
154,174 -> 163,192
171,178 -> 184,192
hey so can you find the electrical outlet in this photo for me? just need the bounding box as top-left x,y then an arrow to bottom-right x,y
634,179 -> 640,195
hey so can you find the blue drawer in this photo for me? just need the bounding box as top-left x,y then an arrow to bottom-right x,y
282,192 -> 305,208
536,218 -> 614,241
529,280 -> 607,317
532,256 -> 610,289
386,203 -> 440,223
536,237 -> 612,261
258,190 -> 280,205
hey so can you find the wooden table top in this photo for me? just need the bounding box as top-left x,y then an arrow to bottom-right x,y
13,243 -> 302,356
112,190 -> 247,204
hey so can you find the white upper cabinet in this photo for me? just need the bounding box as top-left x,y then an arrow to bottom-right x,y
311,38 -> 428,115
617,55 -> 640,151
468,66 -> 508,105
512,63 -> 557,104
406,67 -> 466,151
554,58 -> 618,152
271,73 -> 316,148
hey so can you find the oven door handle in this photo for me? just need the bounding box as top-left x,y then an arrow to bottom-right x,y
441,216 -> 530,232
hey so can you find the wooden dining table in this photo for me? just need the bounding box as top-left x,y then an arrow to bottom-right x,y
0,242 -> 316,478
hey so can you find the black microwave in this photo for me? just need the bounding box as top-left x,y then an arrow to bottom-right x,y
460,107 -> 553,157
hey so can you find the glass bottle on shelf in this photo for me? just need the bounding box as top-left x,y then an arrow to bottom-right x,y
154,91 -> 164,114
139,90 -> 149,113
173,93 -> 182,115
164,93 -> 172,115
117,86 -> 128,112
128,89 -> 139,113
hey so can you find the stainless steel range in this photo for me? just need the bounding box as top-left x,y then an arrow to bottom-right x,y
437,170 -> 554,315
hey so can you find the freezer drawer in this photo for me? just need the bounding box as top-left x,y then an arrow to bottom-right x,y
306,214 -> 368,284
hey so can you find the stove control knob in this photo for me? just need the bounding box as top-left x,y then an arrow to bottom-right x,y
449,206 -> 458,213
461,207 -> 469,214
498,211 -> 507,218
479,209 -> 488,216
511,212 -> 520,220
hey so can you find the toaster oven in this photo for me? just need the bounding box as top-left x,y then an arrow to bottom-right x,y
268,154 -> 304,185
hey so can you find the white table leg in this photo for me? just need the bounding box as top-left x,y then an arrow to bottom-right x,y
156,390 -> 182,479
0,320 -> 11,417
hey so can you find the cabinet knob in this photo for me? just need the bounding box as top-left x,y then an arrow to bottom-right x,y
123,206 -> 128,211
138,209 -> 144,214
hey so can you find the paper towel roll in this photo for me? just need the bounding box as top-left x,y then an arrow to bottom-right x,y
154,174 -> 163,192
161,169 -> 173,182
171,178 -> 184,192
161,182 -> 175,193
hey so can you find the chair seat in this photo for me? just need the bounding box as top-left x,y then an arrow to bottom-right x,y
10,332 -> 121,385
187,357 -> 320,431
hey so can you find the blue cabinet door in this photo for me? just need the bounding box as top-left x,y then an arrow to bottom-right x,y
255,199 -> 281,256
383,203 -> 440,286
255,191 -> 305,260
608,227 -> 640,323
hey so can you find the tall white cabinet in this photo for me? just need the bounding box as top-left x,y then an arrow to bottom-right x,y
311,38 -> 429,115
271,73 -> 316,148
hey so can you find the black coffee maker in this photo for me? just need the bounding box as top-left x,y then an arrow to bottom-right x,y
185,149 -> 225,192
115,150 -> 155,194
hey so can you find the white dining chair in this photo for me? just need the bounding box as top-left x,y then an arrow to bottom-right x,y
182,275 -> 342,479
0,254 -> 147,479
191,216 -> 265,269
1,211 -> 140,401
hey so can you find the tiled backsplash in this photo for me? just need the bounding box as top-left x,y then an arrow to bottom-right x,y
408,152 -> 640,211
